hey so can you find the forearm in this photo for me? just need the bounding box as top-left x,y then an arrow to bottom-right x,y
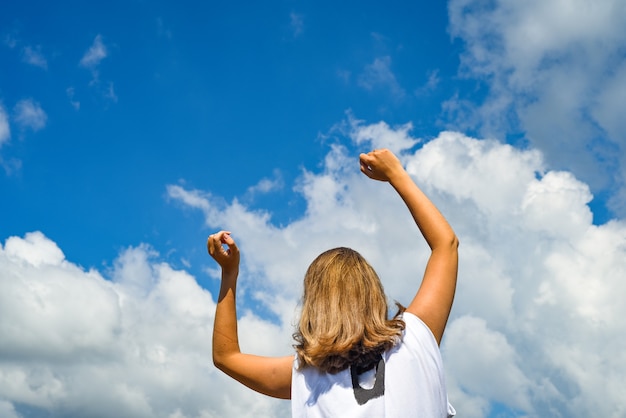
212,268 -> 241,369
388,169 -> 457,250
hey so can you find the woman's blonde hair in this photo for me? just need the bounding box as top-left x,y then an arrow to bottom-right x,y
293,247 -> 405,374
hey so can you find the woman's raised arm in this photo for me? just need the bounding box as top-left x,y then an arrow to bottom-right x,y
208,231 -> 293,399
360,149 -> 459,345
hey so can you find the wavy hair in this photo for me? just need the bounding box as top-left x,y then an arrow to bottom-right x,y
293,247 -> 405,374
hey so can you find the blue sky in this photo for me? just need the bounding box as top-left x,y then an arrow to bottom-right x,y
1,1 -> 626,417
1,0 -> 461,270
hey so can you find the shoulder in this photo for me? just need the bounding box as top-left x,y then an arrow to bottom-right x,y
400,312 -> 437,341
393,312 -> 441,357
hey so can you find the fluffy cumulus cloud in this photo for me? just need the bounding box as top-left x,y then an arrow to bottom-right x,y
447,0 -> 626,214
2,122 -> 626,417
0,232 -> 292,417
167,122 -> 626,417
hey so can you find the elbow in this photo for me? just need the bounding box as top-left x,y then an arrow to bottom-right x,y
213,355 -> 222,371
438,232 -> 459,252
451,233 -> 460,250
213,357 -> 232,376
429,227 -> 458,252
212,338 -> 241,373
213,351 -> 230,373
213,349 -> 238,374
212,336 -> 240,372
213,349 -> 226,371
438,233 -> 459,255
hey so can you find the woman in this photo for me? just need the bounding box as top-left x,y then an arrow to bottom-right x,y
208,148 -> 458,417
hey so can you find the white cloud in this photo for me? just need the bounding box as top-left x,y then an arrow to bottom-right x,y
3,231 -> 64,267
0,157 -> 21,176
21,45 -> 47,69
522,171 -> 593,237
3,34 -> 18,49
166,185 -> 214,215
289,12 -> 304,37
3,121 -> 626,417
79,34 -> 108,69
0,104 -> 10,146
156,17 -> 173,40
246,169 -> 284,196
345,113 -> 418,155
13,99 -> 47,132
357,56 -> 406,99
105,81 -> 118,102
0,400 -> 19,418
66,87 -> 80,110
167,121 -> 626,417
415,69 -> 440,96
79,35 -> 113,92
447,0 -> 626,214
444,316 -> 532,411
1,97 -> 45,174
0,232 -> 292,418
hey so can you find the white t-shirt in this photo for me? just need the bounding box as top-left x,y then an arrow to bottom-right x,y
291,312 -> 456,417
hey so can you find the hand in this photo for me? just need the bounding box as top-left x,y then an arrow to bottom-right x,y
207,231 -> 240,273
359,149 -> 404,182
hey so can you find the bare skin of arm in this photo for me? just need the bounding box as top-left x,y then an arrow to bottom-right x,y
360,149 -> 459,345
208,231 -> 292,399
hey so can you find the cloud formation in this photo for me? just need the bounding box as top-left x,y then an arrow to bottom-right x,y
1,98 -> 46,174
447,0 -> 626,214
79,34 -> 108,69
2,121 -> 625,417
358,56 -> 406,100
12,99 -> 47,132
75,34 -> 119,104
289,12 -> 304,38
21,46 -> 47,69
245,169 -> 284,196
79,34 -> 114,95
167,122 -> 626,417
0,232 -> 291,418
0,104 -> 9,146
66,87 -> 80,110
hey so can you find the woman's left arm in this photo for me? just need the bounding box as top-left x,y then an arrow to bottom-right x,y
208,231 -> 293,399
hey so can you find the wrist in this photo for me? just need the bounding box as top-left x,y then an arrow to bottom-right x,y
388,168 -> 412,187
222,267 -> 239,279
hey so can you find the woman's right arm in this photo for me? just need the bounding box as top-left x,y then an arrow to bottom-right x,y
360,149 -> 459,345
208,231 -> 293,399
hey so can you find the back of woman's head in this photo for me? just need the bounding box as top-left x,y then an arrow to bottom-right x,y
294,247 -> 405,374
